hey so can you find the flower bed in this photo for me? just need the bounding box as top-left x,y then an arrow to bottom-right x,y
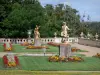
48,55 -> 67,62
3,43 -> 13,51
67,56 -> 84,62
48,55 -> 84,62
3,54 -> 19,68
71,47 -> 80,52
47,42 -> 60,47
21,42 -> 29,46
26,45 -> 49,49
93,53 -> 100,58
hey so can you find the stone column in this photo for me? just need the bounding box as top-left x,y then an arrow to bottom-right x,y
59,43 -> 71,57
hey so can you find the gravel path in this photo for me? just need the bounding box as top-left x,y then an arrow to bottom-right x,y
71,43 -> 100,57
0,52 -> 55,57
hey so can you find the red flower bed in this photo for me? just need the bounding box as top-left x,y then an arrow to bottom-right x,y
47,42 -> 60,47
26,45 -> 49,49
21,42 -> 29,46
3,43 -> 13,51
71,47 -> 80,52
93,53 -> 100,58
3,54 -> 19,67
48,55 -> 67,62
67,56 -> 84,62
48,55 -> 84,62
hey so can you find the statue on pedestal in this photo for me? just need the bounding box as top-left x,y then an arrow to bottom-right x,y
54,32 -> 57,38
95,33 -> 99,40
34,25 -> 41,46
60,22 -> 71,57
87,32 -> 90,39
80,32 -> 84,38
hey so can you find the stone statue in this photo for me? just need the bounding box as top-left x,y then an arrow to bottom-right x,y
95,33 -> 99,40
34,25 -> 41,46
80,32 -> 84,38
34,25 -> 40,39
61,22 -> 70,37
87,32 -> 90,39
54,32 -> 57,38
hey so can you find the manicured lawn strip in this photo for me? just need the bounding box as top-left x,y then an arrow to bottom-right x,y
0,58 -> 5,70
18,56 -> 100,71
0,44 -> 87,54
15,45 -> 58,53
0,44 -> 4,52
0,71 -> 100,75
78,49 -> 88,52
0,44 -> 59,53
0,56 -> 100,71
74,53 -> 86,57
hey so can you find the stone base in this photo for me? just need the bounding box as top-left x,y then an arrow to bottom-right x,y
34,38 -> 41,46
28,39 -> 31,44
59,43 -> 71,57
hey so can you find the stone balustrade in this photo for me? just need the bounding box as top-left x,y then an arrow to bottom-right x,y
0,37 -> 78,44
1,38 -> 99,47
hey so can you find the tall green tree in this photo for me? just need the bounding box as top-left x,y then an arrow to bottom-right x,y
0,0 -> 89,38
0,0 -> 45,38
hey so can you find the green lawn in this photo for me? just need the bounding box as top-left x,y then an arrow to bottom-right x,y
0,56 -> 100,71
0,44 -> 99,71
77,49 -> 88,52
0,44 -> 87,54
0,44 -> 59,53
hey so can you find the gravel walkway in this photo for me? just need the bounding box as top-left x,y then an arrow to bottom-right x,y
71,43 -> 100,57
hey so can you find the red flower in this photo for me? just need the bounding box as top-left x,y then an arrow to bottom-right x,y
3,55 -> 8,65
14,56 -> 19,65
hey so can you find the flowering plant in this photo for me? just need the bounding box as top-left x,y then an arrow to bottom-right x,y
71,47 -> 80,52
67,56 -> 84,62
21,42 -> 29,46
48,55 -> 84,62
3,43 -> 13,51
48,55 -> 67,62
93,53 -> 100,58
27,45 -> 34,49
26,45 -> 49,49
48,42 -> 60,47
3,54 -> 19,67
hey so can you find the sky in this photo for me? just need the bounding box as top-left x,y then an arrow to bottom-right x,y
39,0 -> 100,22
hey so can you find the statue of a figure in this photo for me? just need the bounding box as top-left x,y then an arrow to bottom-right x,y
34,25 -> 40,39
95,33 -> 99,40
61,22 -> 70,37
80,32 -> 84,38
54,32 -> 57,38
87,32 -> 90,39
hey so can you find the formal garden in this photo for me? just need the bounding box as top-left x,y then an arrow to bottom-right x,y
0,0 -> 100,75
0,44 -> 100,71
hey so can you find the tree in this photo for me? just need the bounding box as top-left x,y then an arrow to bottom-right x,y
0,0 -> 86,38
0,0 -> 45,38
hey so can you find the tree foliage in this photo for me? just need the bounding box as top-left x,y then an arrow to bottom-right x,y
0,0 -> 99,38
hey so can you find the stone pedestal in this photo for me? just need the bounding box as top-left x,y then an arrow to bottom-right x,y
34,38 -> 41,46
28,39 -> 31,44
59,43 -> 71,57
